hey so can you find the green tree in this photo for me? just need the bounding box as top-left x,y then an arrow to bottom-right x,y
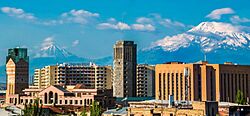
23,98 -> 44,116
80,106 -> 87,116
236,90 -> 246,105
90,101 -> 102,116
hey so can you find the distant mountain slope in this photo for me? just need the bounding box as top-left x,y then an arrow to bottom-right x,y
1,21 -> 250,83
140,21 -> 250,64
0,43 -> 112,83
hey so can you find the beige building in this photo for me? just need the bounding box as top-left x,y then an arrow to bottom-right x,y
6,48 -> 29,104
33,65 -> 58,89
33,63 -> 112,90
113,41 -> 137,98
7,84 -> 115,109
128,100 -> 218,116
155,61 -> 250,103
136,64 -> 155,97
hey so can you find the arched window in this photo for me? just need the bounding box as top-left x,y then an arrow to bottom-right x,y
55,93 -> 58,104
87,99 -> 89,105
84,99 -> 86,106
49,91 -> 53,104
44,93 -> 48,104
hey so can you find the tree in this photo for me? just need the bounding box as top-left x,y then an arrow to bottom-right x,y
236,90 -> 246,105
90,101 -> 102,116
80,106 -> 87,116
23,98 -> 44,116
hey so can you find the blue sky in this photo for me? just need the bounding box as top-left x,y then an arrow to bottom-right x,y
0,0 -> 250,63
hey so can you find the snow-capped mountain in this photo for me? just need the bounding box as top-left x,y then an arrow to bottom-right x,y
34,43 -> 75,58
152,22 -> 250,53
140,22 -> 250,64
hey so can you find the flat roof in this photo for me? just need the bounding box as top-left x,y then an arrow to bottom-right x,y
103,107 -> 128,115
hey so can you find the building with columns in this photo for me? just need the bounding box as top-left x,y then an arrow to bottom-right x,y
7,84 -> 115,109
6,48 -> 29,104
155,61 -> 250,103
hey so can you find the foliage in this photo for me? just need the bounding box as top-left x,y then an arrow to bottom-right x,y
90,101 -> 102,116
80,106 -> 87,116
236,90 -> 246,105
23,98 -> 44,116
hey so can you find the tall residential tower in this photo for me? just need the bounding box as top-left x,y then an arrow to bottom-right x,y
6,48 -> 29,104
113,41 -> 137,97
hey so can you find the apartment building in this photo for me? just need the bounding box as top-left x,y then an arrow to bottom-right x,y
136,64 -> 155,97
33,63 -> 112,90
155,61 -> 250,103
33,65 -> 58,89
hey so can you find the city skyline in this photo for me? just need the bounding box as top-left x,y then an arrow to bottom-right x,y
1,1 -> 250,115
0,0 -> 250,64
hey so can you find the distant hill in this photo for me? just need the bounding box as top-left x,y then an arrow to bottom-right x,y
0,43 -> 112,83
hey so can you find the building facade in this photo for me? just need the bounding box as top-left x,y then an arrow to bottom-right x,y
33,63 -> 112,90
7,85 -> 115,109
113,41 -> 137,97
6,48 -> 29,104
136,64 -> 155,97
155,61 -> 250,103
33,65 -> 58,89
128,100 -> 218,116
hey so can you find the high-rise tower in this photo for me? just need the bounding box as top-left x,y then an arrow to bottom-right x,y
6,48 -> 29,104
113,41 -> 137,97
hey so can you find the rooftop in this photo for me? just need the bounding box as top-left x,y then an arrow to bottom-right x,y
103,107 -> 128,116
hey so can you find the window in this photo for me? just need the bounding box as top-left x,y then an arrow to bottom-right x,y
159,73 -> 162,99
65,100 -> 68,104
70,100 -> 73,104
75,100 -> 78,104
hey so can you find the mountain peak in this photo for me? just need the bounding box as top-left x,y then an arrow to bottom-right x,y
152,21 -> 250,53
35,42 -> 75,58
188,21 -> 240,34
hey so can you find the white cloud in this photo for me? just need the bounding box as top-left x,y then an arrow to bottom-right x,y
116,22 -> 131,30
97,22 -> 131,30
41,37 -> 54,50
61,9 -> 99,24
72,40 -> 80,47
159,19 -> 186,28
1,7 -> 100,26
131,24 -> 155,31
136,17 -> 153,24
107,18 -> 117,23
206,8 -> 235,20
1,7 -> 36,21
230,15 -> 250,24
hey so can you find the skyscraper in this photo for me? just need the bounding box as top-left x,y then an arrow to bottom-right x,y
6,48 -> 29,104
113,40 -> 137,97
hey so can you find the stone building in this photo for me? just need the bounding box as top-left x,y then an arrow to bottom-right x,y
8,84 -> 115,109
113,41 -> 137,98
